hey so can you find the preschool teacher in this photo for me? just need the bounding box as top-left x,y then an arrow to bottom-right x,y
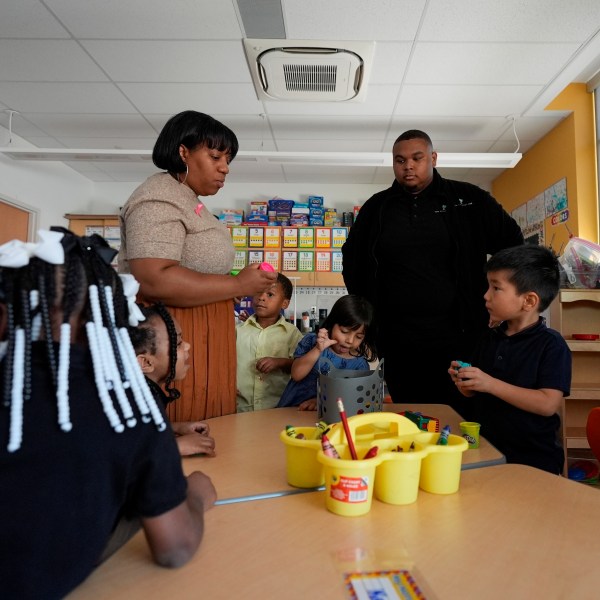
119,111 -> 276,421
342,129 -> 524,415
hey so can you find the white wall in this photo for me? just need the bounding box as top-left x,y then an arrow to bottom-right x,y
89,181 -> 387,217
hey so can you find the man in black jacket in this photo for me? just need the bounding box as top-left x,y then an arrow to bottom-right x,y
342,130 -> 524,415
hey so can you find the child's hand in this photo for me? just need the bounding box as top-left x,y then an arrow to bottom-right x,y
256,357 -> 281,374
173,421 -> 210,436
297,399 -> 317,411
451,364 -> 493,396
315,328 -> 337,352
177,432 -> 216,457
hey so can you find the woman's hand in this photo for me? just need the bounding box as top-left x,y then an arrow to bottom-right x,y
235,263 -> 278,297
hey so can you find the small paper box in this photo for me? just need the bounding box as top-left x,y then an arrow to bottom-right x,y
233,250 -> 247,270
331,227 -> 348,248
316,251 -> 331,271
250,201 -> 268,215
315,227 -> 331,248
248,227 -> 264,248
298,227 -> 315,248
331,251 -> 343,272
282,251 -> 298,271
247,250 -> 264,264
283,227 -> 299,248
264,250 -> 280,271
264,227 -> 281,248
298,250 -> 314,272
230,226 -> 248,247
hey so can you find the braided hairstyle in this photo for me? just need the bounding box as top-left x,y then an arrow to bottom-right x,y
129,303 -> 181,403
0,227 -> 166,452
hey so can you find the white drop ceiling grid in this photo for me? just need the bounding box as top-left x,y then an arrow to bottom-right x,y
0,0 -> 599,189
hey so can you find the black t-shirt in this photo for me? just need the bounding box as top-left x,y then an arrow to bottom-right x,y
0,343 -> 187,600
466,319 -> 571,474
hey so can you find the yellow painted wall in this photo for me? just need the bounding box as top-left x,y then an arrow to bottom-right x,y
493,83 -> 598,253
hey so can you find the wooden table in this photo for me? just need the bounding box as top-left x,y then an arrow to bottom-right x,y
183,406 -> 505,504
68,464 -> 599,599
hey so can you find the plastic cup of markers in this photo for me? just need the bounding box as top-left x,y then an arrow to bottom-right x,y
279,427 -> 325,488
415,432 -> 468,495
459,421 -> 481,449
317,446 -> 383,517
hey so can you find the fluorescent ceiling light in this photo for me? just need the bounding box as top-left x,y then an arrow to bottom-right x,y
0,147 -> 522,169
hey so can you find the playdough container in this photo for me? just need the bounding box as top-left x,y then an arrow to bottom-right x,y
279,426 -> 326,488
416,431 -> 469,494
317,444 -> 383,517
374,437 -> 427,505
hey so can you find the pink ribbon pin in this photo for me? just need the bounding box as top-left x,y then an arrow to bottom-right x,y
195,202 -> 203,216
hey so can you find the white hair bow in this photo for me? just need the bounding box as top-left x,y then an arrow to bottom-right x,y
119,273 -> 146,326
0,229 -> 64,268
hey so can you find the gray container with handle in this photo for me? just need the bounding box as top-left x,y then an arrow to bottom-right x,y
317,358 -> 384,423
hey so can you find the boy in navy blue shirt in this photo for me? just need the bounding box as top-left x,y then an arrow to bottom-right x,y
448,244 -> 571,474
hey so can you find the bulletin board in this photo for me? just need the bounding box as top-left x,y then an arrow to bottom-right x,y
511,177 -> 569,251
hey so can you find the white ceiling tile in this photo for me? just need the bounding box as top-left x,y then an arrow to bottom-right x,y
269,116 -> 390,140
283,0 -> 425,41
0,83 -> 138,113
237,139 -> 277,152
499,115 -> 567,141
58,137 -> 155,150
0,0 -> 70,38
406,43 -> 580,85
24,114 -> 157,138
81,41 -> 251,83
275,139 -> 384,152
0,41 -> 109,82
395,85 -> 543,117
369,42 -> 412,85
45,0 -> 242,39
117,83 -> 263,114
263,85 -> 400,116
421,0 -> 600,42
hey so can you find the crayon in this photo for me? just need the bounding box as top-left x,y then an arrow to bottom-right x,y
321,433 -> 340,459
363,446 -> 379,459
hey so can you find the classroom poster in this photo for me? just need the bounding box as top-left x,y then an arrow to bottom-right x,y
544,178 -> 567,216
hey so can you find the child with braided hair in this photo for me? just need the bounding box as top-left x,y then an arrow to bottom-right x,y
130,303 -> 216,456
0,228 -> 216,600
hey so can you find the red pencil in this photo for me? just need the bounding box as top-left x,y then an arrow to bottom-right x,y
337,398 -> 358,460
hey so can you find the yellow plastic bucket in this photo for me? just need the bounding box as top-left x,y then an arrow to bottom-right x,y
279,426 -> 325,488
374,437 -> 427,505
317,445 -> 383,516
416,432 -> 468,494
327,412 -> 420,446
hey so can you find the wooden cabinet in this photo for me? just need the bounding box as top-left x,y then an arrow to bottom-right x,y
65,214 -> 119,237
549,289 -> 600,470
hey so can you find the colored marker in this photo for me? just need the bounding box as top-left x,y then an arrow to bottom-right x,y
321,433 -> 340,459
313,420 -> 328,439
337,398 -> 358,460
437,425 -> 451,445
285,424 -> 297,438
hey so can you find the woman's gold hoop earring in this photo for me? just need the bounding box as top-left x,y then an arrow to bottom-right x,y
179,164 -> 189,185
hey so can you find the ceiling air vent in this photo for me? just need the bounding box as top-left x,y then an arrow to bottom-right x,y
243,39 -> 375,102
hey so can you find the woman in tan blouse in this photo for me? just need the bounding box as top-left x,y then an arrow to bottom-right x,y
119,111 -> 276,420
